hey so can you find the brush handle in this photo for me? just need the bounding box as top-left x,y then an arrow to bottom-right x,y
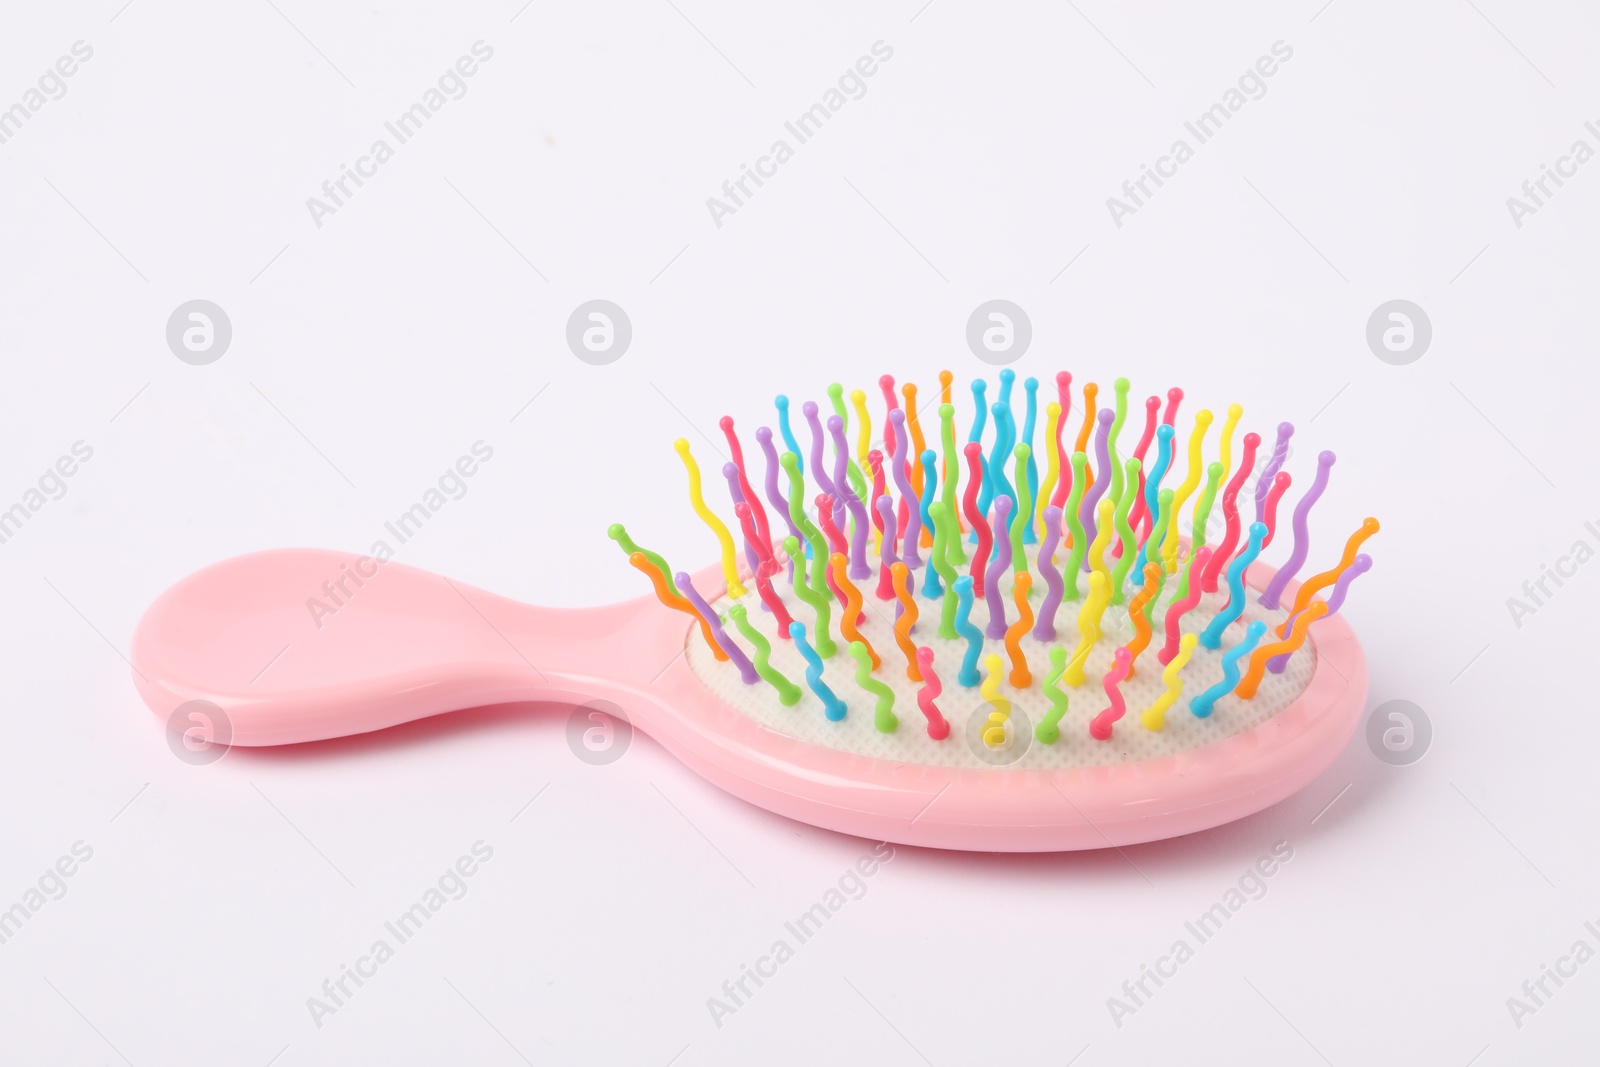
132,549 -> 696,746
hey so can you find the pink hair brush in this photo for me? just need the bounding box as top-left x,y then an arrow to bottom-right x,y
132,370 -> 1375,851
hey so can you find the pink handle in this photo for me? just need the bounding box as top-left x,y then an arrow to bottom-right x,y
131,549 -> 692,746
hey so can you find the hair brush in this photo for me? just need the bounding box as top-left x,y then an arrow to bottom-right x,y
131,369 -> 1376,851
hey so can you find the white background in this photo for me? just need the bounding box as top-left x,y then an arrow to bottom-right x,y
1,0 -> 1596,1063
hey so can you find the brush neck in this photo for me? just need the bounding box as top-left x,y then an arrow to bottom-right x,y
131,548 -> 698,746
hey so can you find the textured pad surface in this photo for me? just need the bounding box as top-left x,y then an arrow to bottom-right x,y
689,547 -> 1315,770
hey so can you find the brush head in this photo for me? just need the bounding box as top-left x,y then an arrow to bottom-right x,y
620,369 -> 1377,771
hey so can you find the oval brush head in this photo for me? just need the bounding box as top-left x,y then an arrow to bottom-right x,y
614,369 -> 1377,833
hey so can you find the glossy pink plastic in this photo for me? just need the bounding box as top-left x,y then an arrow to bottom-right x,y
131,548 -> 1367,851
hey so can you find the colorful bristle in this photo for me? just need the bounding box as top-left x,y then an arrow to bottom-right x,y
1141,633 -> 1198,732
1163,387 -> 1184,428
890,562 -> 921,681
937,403 -> 966,564
1160,547 -> 1212,665
961,442 -> 992,597
615,368 -> 1379,749
928,502 -> 960,638
1256,422 -> 1295,524
1161,409 -> 1213,571
1038,400 -> 1062,539
791,622 -> 845,720
1260,450 -> 1336,609
827,416 -> 872,579
980,653 -> 1012,748
1190,620 -> 1268,718
729,605 -> 800,706
848,642 -> 898,734
1081,410 -> 1113,546
1004,573 -> 1034,688
675,572 -> 756,684
675,439 -> 746,600
1126,394 -> 1161,536
953,575 -> 983,687
874,493 -> 899,602
984,495 -> 1013,639
914,647 -> 951,740
1106,377 -> 1130,507
1201,431 -> 1260,594
1034,648 -> 1070,744
1033,506 -> 1065,641
1088,646 -> 1133,741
